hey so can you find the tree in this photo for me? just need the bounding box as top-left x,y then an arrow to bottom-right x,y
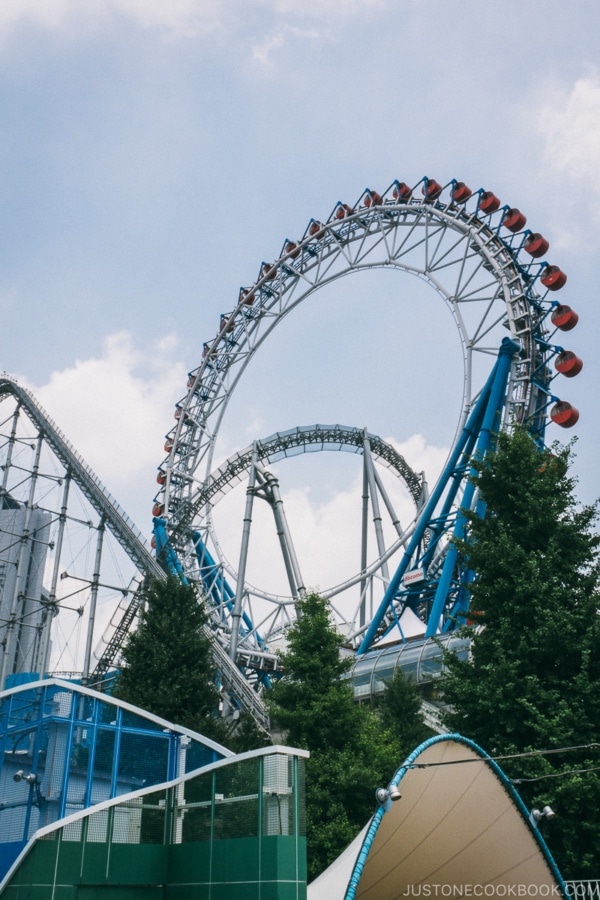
441,427 -> 600,878
114,576 -> 227,743
268,592 -> 405,881
377,668 -> 433,757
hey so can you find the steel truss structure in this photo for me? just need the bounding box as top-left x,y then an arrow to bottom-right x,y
0,377 -> 268,727
0,376 -> 158,684
152,425 -> 424,675
0,176 -> 581,720
148,177 -> 579,674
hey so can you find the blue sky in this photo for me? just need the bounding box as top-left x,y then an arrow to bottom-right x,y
1,0 -> 599,598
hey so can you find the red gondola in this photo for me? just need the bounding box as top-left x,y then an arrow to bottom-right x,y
285,241 -> 301,259
452,182 -> 472,203
174,407 -> 190,424
260,262 -> 277,280
541,265 -> 567,291
334,203 -> 353,219
550,304 -> 579,331
393,181 -> 412,201
479,191 -> 501,214
555,351 -> 583,378
364,190 -> 383,207
239,288 -> 255,306
422,178 -> 442,201
524,233 -> 549,258
550,401 -> 579,428
220,314 -> 235,333
503,208 -> 527,232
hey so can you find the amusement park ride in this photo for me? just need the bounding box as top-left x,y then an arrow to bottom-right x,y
0,176 -> 583,728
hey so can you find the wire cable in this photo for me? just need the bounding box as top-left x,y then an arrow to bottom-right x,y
408,743 -> 600,769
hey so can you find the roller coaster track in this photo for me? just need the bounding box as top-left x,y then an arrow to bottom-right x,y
0,376 -> 269,730
0,376 -> 162,580
167,423 -> 423,549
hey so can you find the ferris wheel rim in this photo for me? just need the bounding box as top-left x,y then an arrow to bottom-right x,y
160,181 -> 554,536
153,177 -> 570,655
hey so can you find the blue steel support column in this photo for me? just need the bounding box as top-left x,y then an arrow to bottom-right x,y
357,339 -> 519,655
424,338 -> 519,637
153,517 -> 188,583
191,532 -> 260,642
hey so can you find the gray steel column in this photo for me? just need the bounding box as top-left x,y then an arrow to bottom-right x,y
262,471 -> 305,600
82,516 -> 106,682
363,432 -> 390,587
0,431 -> 43,686
372,466 -> 404,538
1,402 -> 21,494
359,440 -> 370,629
230,444 -> 258,662
418,471 -> 429,510
38,472 -> 72,675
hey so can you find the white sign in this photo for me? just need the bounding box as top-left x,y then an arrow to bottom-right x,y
402,567 -> 426,586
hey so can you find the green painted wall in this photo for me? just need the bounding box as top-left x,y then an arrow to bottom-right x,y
2,831 -> 306,899
1,752 -> 307,899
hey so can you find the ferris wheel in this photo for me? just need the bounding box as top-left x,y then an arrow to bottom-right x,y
152,176 -> 581,674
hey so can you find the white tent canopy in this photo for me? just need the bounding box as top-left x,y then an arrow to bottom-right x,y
309,736 -> 566,900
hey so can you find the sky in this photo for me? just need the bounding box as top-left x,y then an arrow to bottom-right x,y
1,0 -> 599,611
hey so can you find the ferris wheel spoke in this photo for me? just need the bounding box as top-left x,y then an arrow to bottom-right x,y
470,308 -> 513,348
149,177 -> 578,674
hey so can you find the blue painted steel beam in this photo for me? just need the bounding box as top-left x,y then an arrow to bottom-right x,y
152,517 -> 188,583
358,338 -> 519,654
424,338 -> 518,637
191,532 -> 261,645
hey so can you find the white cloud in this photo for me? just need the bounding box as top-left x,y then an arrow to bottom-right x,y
254,0 -> 384,22
16,337 -> 449,654
0,0 -> 385,41
0,0 -> 231,40
22,331 -> 186,530
534,71 -> 600,246
252,24 -> 319,65
537,73 -> 600,182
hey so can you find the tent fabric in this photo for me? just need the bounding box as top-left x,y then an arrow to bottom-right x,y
308,823 -> 370,900
311,735 -> 566,900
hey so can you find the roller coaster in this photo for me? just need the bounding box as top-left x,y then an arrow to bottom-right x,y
0,176 -> 582,724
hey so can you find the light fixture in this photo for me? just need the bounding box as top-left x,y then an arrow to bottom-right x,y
375,784 -> 402,806
13,771 -> 38,785
530,806 -> 555,827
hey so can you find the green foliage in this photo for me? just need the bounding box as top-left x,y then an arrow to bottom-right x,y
268,592 -> 409,881
225,710 -> 272,754
267,592 -> 362,753
441,428 -> 600,878
377,668 -> 433,757
113,576 -> 226,744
